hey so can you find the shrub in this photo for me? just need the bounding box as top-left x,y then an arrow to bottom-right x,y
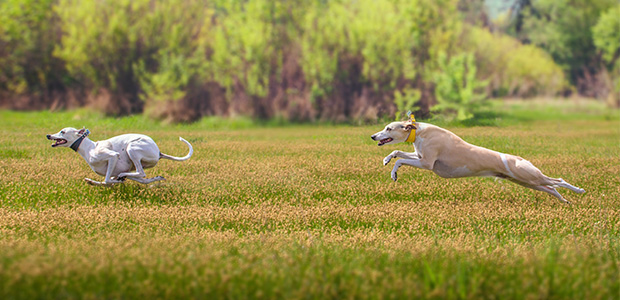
510,0 -> 616,98
432,52 -> 488,121
300,0 -> 460,120
0,0 -> 72,108
592,4 -> 620,105
393,88 -> 421,121
464,26 -> 565,98
54,0 -> 213,116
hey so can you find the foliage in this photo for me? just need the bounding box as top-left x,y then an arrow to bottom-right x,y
209,0 -> 278,98
516,0 -> 615,73
592,4 -> 620,101
300,0 -> 420,95
0,0 -> 64,97
505,0 -> 617,100
1,0 -> 617,122
393,88 -> 421,121
133,1 -> 213,105
432,52 -> 488,121
54,0 -> 213,115
299,0 -> 461,119
465,26 -> 565,97
592,5 -> 620,64
55,0 -> 140,93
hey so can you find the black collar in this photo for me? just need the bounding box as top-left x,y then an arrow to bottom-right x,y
70,129 -> 90,152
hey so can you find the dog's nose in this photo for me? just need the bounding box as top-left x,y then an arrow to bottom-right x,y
46,134 -> 51,140
371,134 -> 376,140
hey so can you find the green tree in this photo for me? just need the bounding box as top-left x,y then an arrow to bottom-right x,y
54,0 -> 213,115
300,0 -> 461,119
510,0 -> 616,96
0,0 -> 66,103
432,52 -> 488,121
592,4 -> 620,105
464,26 -> 565,97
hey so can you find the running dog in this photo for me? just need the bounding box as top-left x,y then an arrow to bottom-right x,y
371,119 -> 585,203
47,127 -> 193,186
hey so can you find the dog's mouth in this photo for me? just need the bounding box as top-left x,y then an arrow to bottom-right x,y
378,138 -> 393,146
51,138 -> 67,147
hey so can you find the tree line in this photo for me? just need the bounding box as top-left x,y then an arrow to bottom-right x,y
0,0 -> 618,122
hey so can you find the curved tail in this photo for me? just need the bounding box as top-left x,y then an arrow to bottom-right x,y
160,137 -> 193,161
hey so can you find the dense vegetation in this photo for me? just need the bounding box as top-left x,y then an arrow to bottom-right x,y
0,102 -> 618,298
0,0 -> 618,122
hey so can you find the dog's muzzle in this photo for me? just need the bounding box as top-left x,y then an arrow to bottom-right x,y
47,134 -> 68,147
377,137 -> 393,146
371,134 -> 393,146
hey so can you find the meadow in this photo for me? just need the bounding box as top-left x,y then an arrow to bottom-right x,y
0,101 -> 619,299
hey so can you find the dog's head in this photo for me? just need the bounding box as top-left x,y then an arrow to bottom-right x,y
46,127 -> 88,148
371,121 -> 417,146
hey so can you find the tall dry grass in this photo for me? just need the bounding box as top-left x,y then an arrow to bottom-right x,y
0,109 -> 619,298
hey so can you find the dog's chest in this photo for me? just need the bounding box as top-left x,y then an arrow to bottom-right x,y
88,160 -> 109,176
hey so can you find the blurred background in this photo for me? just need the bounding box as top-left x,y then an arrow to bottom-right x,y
0,0 -> 618,123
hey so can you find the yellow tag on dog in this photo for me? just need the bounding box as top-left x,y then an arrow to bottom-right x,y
405,114 -> 416,143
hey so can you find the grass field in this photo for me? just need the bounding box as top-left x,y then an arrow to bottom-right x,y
1,101 -> 619,299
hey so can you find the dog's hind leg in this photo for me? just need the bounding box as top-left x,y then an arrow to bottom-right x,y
510,158 -> 585,195
117,156 -> 147,179
530,184 -> 570,204
117,146 -> 164,184
117,147 -> 154,178
549,177 -> 586,194
509,178 -> 570,204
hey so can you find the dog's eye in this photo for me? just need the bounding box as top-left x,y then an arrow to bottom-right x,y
386,128 -> 392,131
60,131 -> 65,135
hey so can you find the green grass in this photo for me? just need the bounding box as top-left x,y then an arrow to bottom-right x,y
0,100 -> 619,299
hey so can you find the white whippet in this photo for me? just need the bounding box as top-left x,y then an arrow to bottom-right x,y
371,120 -> 585,203
47,127 -> 193,186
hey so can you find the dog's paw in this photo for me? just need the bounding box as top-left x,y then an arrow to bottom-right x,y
391,171 -> 398,182
154,176 -> 165,181
383,155 -> 392,166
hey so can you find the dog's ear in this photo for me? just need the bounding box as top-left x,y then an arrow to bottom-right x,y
404,122 -> 417,131
78,127 -> 85,135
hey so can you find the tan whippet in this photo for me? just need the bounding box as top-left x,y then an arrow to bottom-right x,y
371,120 -> 585,203
47,127 -> 193,186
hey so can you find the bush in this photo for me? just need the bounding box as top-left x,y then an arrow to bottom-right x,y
300,0 -> 460,120
464,26 -> 565,98
432,52 -> 488,121
0,0 -> 72,108
509,0 -> 617,98
3,0 -> 602,123
54,0 -> 213,116
592,4 -> 620,106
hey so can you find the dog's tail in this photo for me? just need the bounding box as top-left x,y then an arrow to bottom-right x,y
160,137 -> 193,161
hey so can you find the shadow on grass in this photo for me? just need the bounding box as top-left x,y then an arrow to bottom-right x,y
85,182 -> 190,206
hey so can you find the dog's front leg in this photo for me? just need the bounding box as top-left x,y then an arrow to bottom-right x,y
383,150 -> 419,165
85,149 -> 122,186
102,151 -> 122,185
390,158 -> 432,181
